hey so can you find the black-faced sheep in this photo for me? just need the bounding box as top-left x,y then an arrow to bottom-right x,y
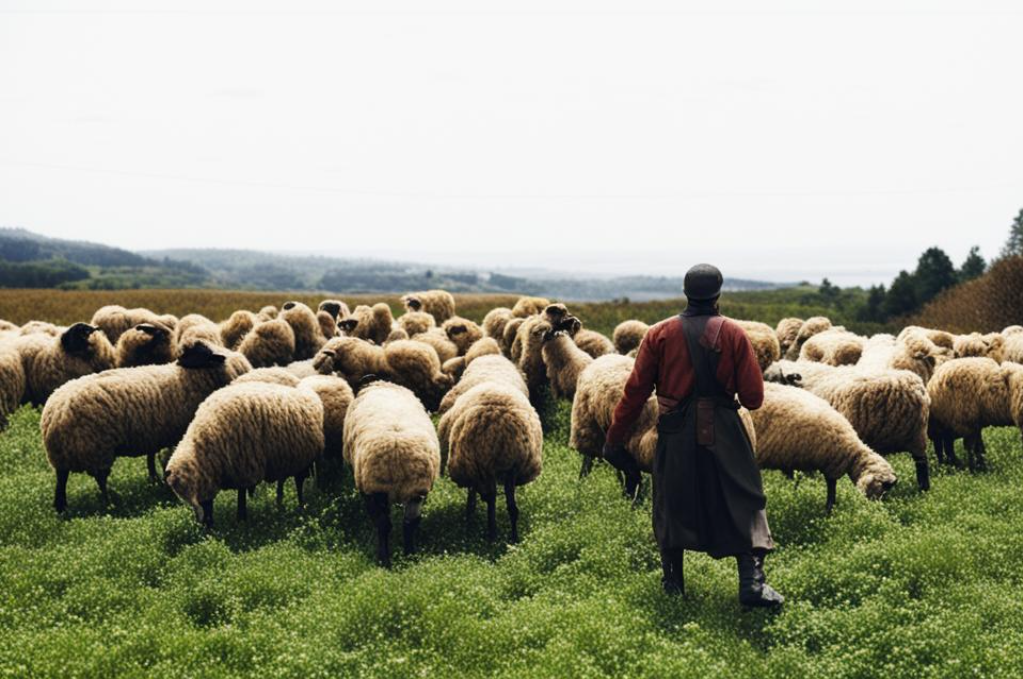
317,299 -> 350,340
115,322 -> 175,368
14,323 -> 116,405
442,316 -> 484,356
612,320 -> 650,356
541,326 -> 593,400
765,359 -> 931,490
343,381 -> 441,567
280,301 -> 326,360
173,314 -> 223,352
41,340 -> 252,512
438,382 -> 542,543
401,290 -> 456,323
339,303 -> 394,346
238,319 -> 296,368
750,382 -> 897,513
91,305 -> 168,344
562,317 -> 615,359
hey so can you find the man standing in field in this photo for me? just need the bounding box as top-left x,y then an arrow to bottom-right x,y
603,263 -> 784,608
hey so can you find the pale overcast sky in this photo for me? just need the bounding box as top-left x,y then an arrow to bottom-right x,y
1,0 -> 1021,285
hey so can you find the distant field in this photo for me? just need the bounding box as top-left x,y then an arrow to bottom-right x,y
0,287 -> 880,336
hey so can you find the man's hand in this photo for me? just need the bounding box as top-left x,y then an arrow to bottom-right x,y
602,441 -> 630,467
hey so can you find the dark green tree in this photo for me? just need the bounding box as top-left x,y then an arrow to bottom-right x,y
958,245 -> 986,282
1002,208 -> 1023,258
883,270 -> 918,318
857,284 -> 887,323
818,277 -> 840,305
913,246 -> 957,304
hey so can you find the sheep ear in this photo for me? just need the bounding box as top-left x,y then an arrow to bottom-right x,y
785,373 -> 802,386
356,374 -> 381,390
924,355 -> 936,367
178,341 -> 227,369
282,301 -> 297,311
136,323 -> 160,337
61,323 -> 97,353
320,302 -> 341,319
339,319 -> 359,332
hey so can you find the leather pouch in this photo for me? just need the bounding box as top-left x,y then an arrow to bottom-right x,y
696,398 -> 715,446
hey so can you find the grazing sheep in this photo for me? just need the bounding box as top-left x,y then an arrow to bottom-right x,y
316,311 -> 339,341
411,327 -> 459,364
734,320 -> 781,373
256,305 -> 278,321
313,337 -> 389,385
234,366 -> 302,387
927,358 -> 1023,470
775,318 -> 803,358
41,340 -> 252,512
173,314 -> 222,351
219,310 -> 258,350
397,311 -> 436,337
570,354 -> 657,496
541,327 -> 594,400
15,323 -> 116,405
115,323 -> 175,368
339,303 -> 394,346
613,320 -> 650,356
343,381 -> 441,566
859,332 -> 944,385
438,354 -> 527,415
165,381 -> 325,527
443,316 -> 484,356
238,319 -> 296,368
0,346 -> 25,428
438,382 -> 542,543
765,359 -> 931,490
511,296 -> 550,318
784,316 -> 832,360
750,383 -> 897,513
441,337 -> 502,380
401,290 -> 456,323
280,301 -> 326,360
90,305 -> 167,343
383,340 -> 453,412
482,307 -> 514,343
897,326 -> 956,353
799,328 -> 866,367
953,332 -> 1005,362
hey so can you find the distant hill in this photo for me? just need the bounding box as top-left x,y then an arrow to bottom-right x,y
0,228 -> 793,299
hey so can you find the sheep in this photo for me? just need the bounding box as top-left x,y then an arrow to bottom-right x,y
90,305 -> 167,343
734,320 -> 781,374
1004,333 -> 1023,365
764,359 -> 931,490
953,332 -> 1005,362
569,324 -> 616,359
482,307 -> 514,343
749,382 -> 897,513
513,316 -> 554,402
0,319 -> 19,333
0,345 -> 25,429
438,382 -> 542,543
442,316 -> 484,356
382,340 -> 453,412
384,327 -> 410,344
219,310 -> 258,350
14,323 -> 116,405
784,316 -> 832,360
401,290 -> 456,323
165,381 -> 324,527
438,354 -> 528,415
41,340 -> 252,512
897,326 -> 956,353
256,305 -> 278,321
775,318 -> 803,358
115,322 -> 175,368
1004,325 -> 1023,337
318,299 -> 351,322
569,354 -> 657,498
285,359 -> 319,379
280,301 -> 326,360
343,381 -> 441,567
927,358 -> 1023,471
234,367 -> 302,387
509,304 -> 570,366
511,296 -> 550,318
858,331 -> 945,385
541,326 -> 593,400
799,328 -> 866,367
441,337 -> 502,380
397,311 -> 436,337
238,319 -> 296,368
173,314 -> 222,351
339,303 -> 394,346
20,321 -> 64,336
502,317 -> 527,359
313,337 -> 389,385
299,374 -> 354,460
613,320 -> 650,356
411,327 -> 459,364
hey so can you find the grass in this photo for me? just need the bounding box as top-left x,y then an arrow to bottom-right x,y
1,398 -> 1022,678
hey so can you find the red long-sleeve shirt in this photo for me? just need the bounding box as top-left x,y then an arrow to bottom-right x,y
605,315 -> 765,447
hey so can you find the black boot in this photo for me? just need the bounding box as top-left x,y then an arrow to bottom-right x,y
660,548 -> 684,596
737,553 -> 784,608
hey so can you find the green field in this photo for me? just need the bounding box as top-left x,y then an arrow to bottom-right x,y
1,398 -> 1021,677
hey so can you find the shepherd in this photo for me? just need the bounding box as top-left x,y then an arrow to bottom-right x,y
603,263 -> 784,607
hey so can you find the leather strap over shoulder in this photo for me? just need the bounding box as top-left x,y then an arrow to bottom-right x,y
701,316 -> 725,352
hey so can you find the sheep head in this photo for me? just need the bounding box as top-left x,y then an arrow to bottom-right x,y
338,318 -> 359,335
403,295 -> 423,312
60,323 -> 99,355
854,454 -> 897,500
319,301 -> 343,320
177,340 -> 228,369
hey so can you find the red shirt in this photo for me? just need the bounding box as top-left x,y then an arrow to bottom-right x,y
605,315 -> 764,447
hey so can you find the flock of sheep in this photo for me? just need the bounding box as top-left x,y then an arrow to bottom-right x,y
0,290 -> 1021,566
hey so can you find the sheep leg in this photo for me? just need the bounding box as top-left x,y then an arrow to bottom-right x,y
276,480 -> 285,506
931,435 -> 946,465
94,469 -> 111,506
946,436 -> 963,469
913,455 -> 931,491
403,497 -> 424,556
974,431 -> 988,471
197,499 -> 214,529
294,471 -> 307,508
146,453 -> 159,484
483,490 -> 497,541
237,488 -> 248,521
579,455 -> 594,479
825,477 -> 837,515
504,478 -> 520,544
465,489 -> 477,518
54,469 -> 69,513
364,492 -> 391,567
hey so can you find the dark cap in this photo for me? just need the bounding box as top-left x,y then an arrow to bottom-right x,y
683,264 -> 723,301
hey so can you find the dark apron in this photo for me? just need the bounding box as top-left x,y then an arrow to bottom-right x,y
652,315 -> 769,559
